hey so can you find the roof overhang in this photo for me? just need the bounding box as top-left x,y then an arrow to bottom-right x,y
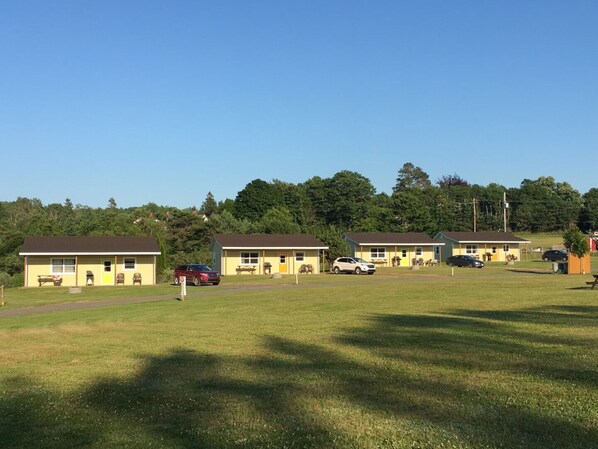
448,240 -> 530,244
20,252 -> 161,256
349,242 -> 445,246
219,246 -> 329,250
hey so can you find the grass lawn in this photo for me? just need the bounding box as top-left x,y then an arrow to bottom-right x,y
0,265 -> 596,448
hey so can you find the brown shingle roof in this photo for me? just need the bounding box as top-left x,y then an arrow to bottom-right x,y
213,234 -> 328,249
435,232 -> 530,243
344,232 -> 442,245
19,236 -> 161,255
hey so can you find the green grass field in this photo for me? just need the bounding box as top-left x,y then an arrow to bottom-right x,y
1,262 -> 597,449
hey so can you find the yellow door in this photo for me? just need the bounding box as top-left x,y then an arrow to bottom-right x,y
102,260 -> 114,285
279,254 -> 287,273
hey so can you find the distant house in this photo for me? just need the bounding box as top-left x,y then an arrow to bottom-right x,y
434,231 -> 530,262
19,236 -> 161,287
210,234 -> 329,275
344,232 -> 445,267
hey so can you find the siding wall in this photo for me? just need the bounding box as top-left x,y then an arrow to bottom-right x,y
434,235 -> 525,262
25,255 -> 156,287
218,249 -> 322,275
349,244 -> 439,267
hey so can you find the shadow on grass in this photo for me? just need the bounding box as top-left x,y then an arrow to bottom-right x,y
1,306 -> 596,448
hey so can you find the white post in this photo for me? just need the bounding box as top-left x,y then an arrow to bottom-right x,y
295,273 -> 299,285
180,276 -> 186,301
1,285 -> 4,306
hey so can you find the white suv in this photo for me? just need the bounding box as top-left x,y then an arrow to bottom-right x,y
332,257 -> 376,275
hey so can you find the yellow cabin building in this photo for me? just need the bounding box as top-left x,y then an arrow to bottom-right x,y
344,232 -> 444,267
434,231 -> 530,262
211,234 -> 328,276
20,236 -> 161,287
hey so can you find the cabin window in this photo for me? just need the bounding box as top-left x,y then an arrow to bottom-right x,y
415,247 -> 423,256
503,244 -> 510,252
124,258 -> 136,270
295,252 -> 305,262
51,258 -> 76,274
370,248 -> 386,259
466,244 -> 479,254
240,252 -> 259,265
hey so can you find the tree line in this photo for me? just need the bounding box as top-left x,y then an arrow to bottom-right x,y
1,163 -> 597,287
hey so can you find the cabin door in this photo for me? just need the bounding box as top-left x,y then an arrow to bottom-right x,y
102,260 -> 114,285
279,254 -> 288,274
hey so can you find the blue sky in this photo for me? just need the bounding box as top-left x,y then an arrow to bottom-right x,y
1,0 -> 597,208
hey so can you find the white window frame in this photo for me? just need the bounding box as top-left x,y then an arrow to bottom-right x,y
51,258 -> 76,275
123,257 -> 137,270
503,244 -> 510,252
401,249 -> 407,258
370,247 -> 386,259
415,247 -> 423,256
240,252 -> 259,265
295,251 -> 305,262
466,244 -> 479,254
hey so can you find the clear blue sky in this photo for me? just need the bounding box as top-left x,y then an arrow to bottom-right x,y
1,0 -> 597,208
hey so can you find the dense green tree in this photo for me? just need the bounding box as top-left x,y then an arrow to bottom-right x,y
436,173 -> 469,189
259,206 -> 301,234
510,177 -> 581,232
307,225 -> 349,263
353,193 -> 395,232
208,210 -> 255,234
579,188 -> 598,232
301,176 -> 329,227
563,227 -> 589,258
391,188 -> 435,233
324,171 -> 376,228
393,163 -> 431,192
272,180 -> 309,226
234,179 -> 284,221
200,192 -> 218,219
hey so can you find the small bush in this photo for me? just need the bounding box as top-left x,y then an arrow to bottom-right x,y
0,271 -> 23,288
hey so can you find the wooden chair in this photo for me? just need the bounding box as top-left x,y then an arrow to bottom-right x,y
133,273 -> 142,285
116,273 -> 125,285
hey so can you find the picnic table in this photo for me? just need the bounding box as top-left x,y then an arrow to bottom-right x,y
586,274 -> 598,290
236,265 -> 256,274
38,275 -> 63,287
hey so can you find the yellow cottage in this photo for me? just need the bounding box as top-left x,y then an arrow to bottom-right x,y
211,234 -> 328,276
20,236 -> 161,287
434,231 -> 530,262
344,232 -> 444,267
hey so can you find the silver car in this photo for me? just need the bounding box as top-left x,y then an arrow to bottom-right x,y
332,257 -> 376,275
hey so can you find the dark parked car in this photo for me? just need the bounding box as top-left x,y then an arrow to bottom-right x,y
542,249 -> 568,262
446,255 -> 484,268
174,264 -> 220,286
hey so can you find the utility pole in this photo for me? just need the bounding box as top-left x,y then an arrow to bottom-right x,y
473,198 -> 477,232
503,192 -> 508,232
